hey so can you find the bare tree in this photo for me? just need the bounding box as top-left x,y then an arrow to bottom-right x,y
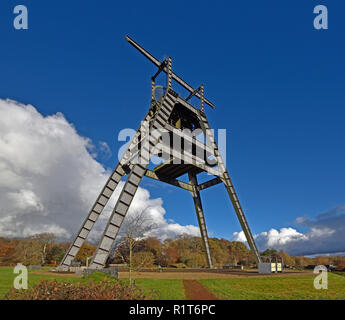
112,211 -> 156,285
32,233 -> 56,265
12,233 -> 55,266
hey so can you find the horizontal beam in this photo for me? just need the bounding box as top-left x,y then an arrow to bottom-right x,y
197,177 -> 222,191
164,123 -> 216,157
144,169 -> 193,192
159,144 -> 222,178
126,35 -> 215,109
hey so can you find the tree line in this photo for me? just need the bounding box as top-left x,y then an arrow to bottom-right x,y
0,233 -> 344,271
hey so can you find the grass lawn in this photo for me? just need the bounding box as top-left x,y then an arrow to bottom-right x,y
0,267 -> 185,300
0,267 -> 81,298
335,271 -> 345,277
135,279 -> 185,300
200,273 -> 345,300
1,266 -> 344,300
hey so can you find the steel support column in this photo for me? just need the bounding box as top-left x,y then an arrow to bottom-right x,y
188,173 -> 213,268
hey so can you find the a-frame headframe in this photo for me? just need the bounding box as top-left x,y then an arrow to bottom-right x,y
58,36 -> 261,271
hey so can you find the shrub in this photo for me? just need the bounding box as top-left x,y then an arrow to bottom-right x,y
4,279 -> 152,300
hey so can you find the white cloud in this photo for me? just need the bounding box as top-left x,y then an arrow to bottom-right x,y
0,98 -> 199,242
256,228 -> 307,247
232,206 -> 345,256
8,189 -> 45,213
232,231 -> 247,242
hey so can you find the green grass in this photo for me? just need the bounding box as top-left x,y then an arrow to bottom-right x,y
81,271 -> 118,283
0,267 -> 120,298
200,274 -> 345,300
134,279 -> 185,300
2,267 -> 344,300
96,275 -> 185,299
0,267 -> 82,298
0,267 -> 17,298
334,271 -> 345,277
0,267 -> 184,300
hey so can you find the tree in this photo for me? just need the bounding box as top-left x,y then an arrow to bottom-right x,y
46,245 -> 65,265
144,237 -> 162,256
184,252 -> 206,268
9,233 -> 57,266
261,248 -> 279,258
12,238 -> 42,265
294,256 -> 308,269
112,211 -> 156,284
229,241 -> 251,265
75,242 -> 96,265
31,233 -> 55,265
132,251 -> 155,269
164,247 -> 179,266
335,259 -> 345,271
279,250 -> 295,267
209,238 -> 229,266
0,238 -> 17,266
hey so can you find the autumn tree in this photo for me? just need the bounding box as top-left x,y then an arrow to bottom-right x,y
229,241 -> 251,265
261,248 -> 279,258
335,258 -> 345,271
184,252 -> 206,268
209,238 -> 230,267
31,233 -> 56,265
132,251 -> 155,269
46,245 -> 65,265
279,250 -> 295,266
12,238 -> 42,265
164,246 -> 179,266
0,238 -> 17,266
3,232 -> 344,272
144,237 -> 162,257
314,256 -> 331,266
75,242 -> 96,265
294,256 -> 308,269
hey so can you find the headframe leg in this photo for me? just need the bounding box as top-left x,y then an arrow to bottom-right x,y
188,172 -> 213,269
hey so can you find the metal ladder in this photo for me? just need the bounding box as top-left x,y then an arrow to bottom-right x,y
58,100 -> 163,270
89,90 -> 177,268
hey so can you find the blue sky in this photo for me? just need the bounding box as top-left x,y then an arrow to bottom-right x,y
0,1 -> 344,254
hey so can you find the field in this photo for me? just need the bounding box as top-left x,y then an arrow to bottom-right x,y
1,267 -> 344,300
0,267 -> 185,300
200,274 -> 345,300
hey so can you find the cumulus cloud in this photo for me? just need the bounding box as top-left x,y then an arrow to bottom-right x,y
232,206 -> 345,256
88,183 -> 200,242
0,98 -> 199,241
